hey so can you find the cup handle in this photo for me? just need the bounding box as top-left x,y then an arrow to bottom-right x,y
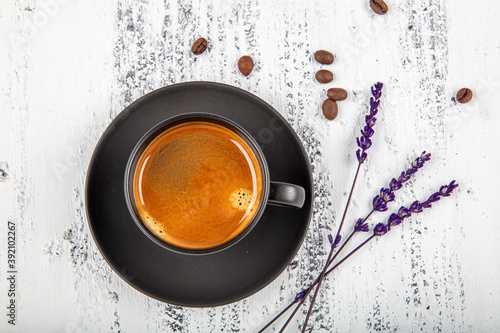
268,181 -> 306,209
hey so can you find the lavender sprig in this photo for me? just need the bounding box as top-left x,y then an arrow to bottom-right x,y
333,82 -> 384,250
347,151 -> 431,256
372,181 -> 459,240
373,151 -> 431,212
260,180 -> 459,333
291,181 -> 458,332
356,82 -> 383,164
275,219 -> 370,333
260,150 -> 433,333
263,83 -> 384,333
322,180 -> 458,278
386,180 -> 459,231
328,151 -> 431,276
258,78 -> 457,332
354,218 -> 370,232
300,83 -> 384,332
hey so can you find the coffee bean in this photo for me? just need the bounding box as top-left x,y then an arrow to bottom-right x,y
191,37 -> 208,55
238,56 -> 254,76
327,88 -> 348,101
314,50 -> 334,65
456,88 -> 473,104
316,70 -> 333,84
370,0 -> 388,15
322,99 -> 338,120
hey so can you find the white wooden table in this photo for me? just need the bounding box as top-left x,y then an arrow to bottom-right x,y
1,0 -> 499,331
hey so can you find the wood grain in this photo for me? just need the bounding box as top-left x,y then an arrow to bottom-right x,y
1,0 -> 499,332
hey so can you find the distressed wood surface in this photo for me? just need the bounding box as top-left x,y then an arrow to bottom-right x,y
1,0 -> 500,332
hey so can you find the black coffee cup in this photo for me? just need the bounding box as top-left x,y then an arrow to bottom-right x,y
124,113 -> 305,255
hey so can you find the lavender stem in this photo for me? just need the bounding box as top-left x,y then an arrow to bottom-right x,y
334,162 -> 361,242
327,231 -> 356,268
301,160 -> 362,332
272,211 -> 374,332
278,295 -> 305,333
277,231 -> 356,333
267,178 -> 457,332
259,83 -> 384,332
275,232 -> 374,333
257,301 -> 296,333
301,210 -> 375,332
325,235 -> 375,277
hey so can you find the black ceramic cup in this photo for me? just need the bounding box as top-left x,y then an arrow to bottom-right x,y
124,113 -> 305,255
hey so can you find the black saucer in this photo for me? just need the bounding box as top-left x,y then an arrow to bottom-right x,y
85,82 -> 313,307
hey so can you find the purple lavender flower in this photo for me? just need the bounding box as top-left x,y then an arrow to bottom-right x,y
372,151 -> 431,212
387,206 -> 412,229
356,136 -> 372,150
371,83 -> 383,99
354,218 -> 370,232
421,193 -> 440,208
383,180 -> 458,232
365,114 -> 376,127
398,171 -> 411,183
356,82 -> 383,164
409,201 -> 423,213
328,234 -> 333,245
356,150 -> 367,164
379,188 -> 395,203
439,180 -> 459,197
407,152 -> 431,175
421,180 -> 458,208
373,195 -> 388,212
397,206 -> 411,219
389,178 -> 402,191
328,234 -> 342,247
361,125 -> 374,138
388,214 -> 402,227
373,223 -> 388,236
294,291 -> 305,303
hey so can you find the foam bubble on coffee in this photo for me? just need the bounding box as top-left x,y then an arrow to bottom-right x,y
143,215 -> 165,235
230,188 -> 253,210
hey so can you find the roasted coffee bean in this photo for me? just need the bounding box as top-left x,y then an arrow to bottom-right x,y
314,50 -> 334,65
370,0 -> 388,15
322,99 -> 338,120
238,55 -> 254,76
191,37 -> 208,55
316,70 -> 333,84
327,88 -> 348,101
456,88 -> 473,104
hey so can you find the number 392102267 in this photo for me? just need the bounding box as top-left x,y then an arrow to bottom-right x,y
7,221 -> 16,270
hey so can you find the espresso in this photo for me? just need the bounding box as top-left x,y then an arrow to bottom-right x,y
133,121 -> 263,250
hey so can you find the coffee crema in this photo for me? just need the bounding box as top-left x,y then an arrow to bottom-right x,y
133,121 -> 263,250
